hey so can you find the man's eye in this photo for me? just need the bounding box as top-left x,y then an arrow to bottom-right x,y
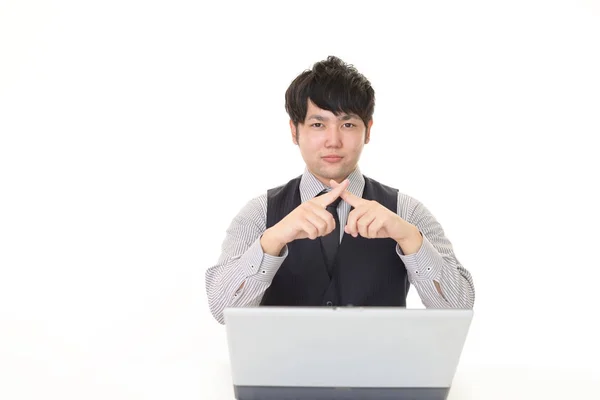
343,123 -> 355,128
312,123 -> 323,128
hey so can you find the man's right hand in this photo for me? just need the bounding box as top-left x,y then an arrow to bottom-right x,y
260,179 -> 349,256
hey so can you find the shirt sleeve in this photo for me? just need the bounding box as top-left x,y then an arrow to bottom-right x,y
204,194 -> 288,324
395,193 -> 475,308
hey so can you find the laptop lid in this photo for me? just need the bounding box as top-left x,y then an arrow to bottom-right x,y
223,307 -> 473,399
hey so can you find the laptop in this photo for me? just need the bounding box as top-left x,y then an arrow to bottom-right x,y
223,306 -> 473,400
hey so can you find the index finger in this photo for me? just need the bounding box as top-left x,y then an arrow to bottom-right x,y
339,188 -> 364,208
313,179 -> 349,207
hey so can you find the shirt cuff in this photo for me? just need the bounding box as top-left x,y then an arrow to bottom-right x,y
242,237 -> 288,282
396,235 -> 443,281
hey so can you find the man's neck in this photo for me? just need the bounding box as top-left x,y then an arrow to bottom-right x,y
308,169 -> 357,188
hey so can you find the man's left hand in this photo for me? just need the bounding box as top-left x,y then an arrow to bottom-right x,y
330,179 -> 422,246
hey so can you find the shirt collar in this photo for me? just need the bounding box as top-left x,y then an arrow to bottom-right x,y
299,166 -> 365,204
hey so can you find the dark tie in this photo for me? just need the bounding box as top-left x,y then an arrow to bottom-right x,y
319,192 -> 343,275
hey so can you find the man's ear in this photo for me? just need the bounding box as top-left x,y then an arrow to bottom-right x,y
290,120 -> 298,145
365,119 -> 373,144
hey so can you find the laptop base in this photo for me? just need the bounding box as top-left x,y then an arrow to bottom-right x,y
234,385 -> 450,400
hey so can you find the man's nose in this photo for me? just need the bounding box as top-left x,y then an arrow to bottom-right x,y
325,127 -> 342,146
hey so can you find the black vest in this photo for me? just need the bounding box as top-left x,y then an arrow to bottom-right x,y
260,175 -> 410,307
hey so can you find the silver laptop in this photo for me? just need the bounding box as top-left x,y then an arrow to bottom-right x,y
223,306 -> 473,400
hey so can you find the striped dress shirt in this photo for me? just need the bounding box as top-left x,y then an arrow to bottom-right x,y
205,167 -> 475,324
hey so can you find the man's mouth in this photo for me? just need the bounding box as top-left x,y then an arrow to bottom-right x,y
322,155 -> 343,161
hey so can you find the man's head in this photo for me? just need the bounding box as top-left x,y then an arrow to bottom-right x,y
285,56 -> 375,186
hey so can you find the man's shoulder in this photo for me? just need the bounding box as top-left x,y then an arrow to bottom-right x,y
236,192 -> 268,219
365,176 -> 399,193
364,176 -> 422,217
237,175 -> 302,217
266,175 -> 302,199
363,175 -> 401,203
268,175 -> 302,191
365,176 -> 418,200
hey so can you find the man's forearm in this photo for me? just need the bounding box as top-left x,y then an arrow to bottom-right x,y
396,235 -> 475,309
206,237 -> 288,324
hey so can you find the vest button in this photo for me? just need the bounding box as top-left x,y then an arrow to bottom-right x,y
326,301 -> 333,306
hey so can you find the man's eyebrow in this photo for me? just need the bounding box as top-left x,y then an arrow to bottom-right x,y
306,114 -> 360,121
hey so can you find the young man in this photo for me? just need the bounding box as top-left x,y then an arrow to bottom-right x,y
205,56 -> 475,324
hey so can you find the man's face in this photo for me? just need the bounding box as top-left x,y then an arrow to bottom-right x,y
290,100 -> 372,186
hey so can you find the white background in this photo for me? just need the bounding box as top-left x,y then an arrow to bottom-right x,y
1,0 -> 599,398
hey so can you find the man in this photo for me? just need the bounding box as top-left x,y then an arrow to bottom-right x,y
205,56 -> 475,324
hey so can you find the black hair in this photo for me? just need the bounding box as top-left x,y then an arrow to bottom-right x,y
285,56 -> 375,137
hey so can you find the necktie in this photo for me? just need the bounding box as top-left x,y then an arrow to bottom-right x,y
319,193 -> 343,275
